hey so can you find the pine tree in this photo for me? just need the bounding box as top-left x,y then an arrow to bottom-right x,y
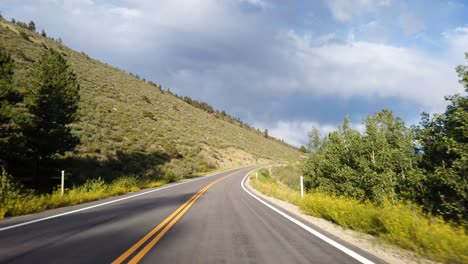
28,21 -> 36,32
0,48 -> 23,169
25,49 -> 80,186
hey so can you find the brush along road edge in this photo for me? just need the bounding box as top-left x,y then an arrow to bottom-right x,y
0,168 -> 242,232
241,169 -> 375,264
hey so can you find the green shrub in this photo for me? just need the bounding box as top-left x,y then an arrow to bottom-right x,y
162,169 -> 178,183
19,31 -> 29,41
271,165 -> 301,190
0,169 -> 22,218
75,177 -> 106,192
0,175 -> 166,219
258,168 -> 270,178
142,95 -> 151,104
250,169 -> 468,264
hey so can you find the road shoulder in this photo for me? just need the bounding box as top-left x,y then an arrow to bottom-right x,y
245,177 -> 438,264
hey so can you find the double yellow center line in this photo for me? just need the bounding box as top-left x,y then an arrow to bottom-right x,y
112,170 -> 239,264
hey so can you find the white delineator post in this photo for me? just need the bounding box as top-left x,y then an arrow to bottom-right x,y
256,172 -> 258,180
61,170 -> 65,196
300,176 -> 304,199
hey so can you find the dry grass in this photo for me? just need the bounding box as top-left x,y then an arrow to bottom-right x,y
249,168 -> 468,264
1,172 -> 166,219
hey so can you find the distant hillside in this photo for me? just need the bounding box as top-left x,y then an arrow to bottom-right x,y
0,18 -> 301,184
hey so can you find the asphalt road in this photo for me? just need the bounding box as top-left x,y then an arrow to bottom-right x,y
0,167 -> 384,264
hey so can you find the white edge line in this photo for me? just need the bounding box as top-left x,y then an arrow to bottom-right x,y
241,170 -> 375,264
0,167 -> 242,232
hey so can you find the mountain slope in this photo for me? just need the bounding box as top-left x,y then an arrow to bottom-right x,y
0,18 -> 301,183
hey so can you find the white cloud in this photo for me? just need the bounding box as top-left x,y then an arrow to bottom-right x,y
255,120 -> 335,147
4,0 -> 466,148
238,0 -> 268,9
8,1 -> 463,115
255,119 -> 364,147
109,7 -> 141,19
444,26 -> 468,62
167,27 -> 465,115
326,0 -> 392,21
399,11 -> 425,35
271,30 -> 463,113
359,20 -> 388,42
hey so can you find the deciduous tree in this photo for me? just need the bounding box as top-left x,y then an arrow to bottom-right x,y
414,53 -> 468,221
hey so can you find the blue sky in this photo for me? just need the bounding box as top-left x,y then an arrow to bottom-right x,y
2,0 -> 468,146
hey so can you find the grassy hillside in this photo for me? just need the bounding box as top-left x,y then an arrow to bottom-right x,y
0,18 -> 301,185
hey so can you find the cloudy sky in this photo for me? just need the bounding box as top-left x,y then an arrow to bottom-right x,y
2,0 -> 467,146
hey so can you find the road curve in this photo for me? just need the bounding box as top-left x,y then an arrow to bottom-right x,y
0,167 -> 384,264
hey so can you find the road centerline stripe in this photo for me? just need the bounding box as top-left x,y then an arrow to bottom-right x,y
128,184 -> 209,264
111,185 -> 210,264
113,170 -> 241,264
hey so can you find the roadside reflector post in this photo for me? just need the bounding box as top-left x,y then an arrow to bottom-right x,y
300,176 -> 304,199
61,170 -> 65,196
256,172 -> 258,180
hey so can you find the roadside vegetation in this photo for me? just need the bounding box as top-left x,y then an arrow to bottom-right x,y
0,168 -> 166,218
250,167 -> 467,263
248,54 -> 467,263
0,17 -> 300,218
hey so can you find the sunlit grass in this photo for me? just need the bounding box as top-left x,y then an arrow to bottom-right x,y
0,170 -> 166,219
0,165 -> 231,220
249,169 -> 468,264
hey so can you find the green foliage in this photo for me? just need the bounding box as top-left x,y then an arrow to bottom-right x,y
0,174 -> 166,219
258,168 -> 270,179
303,112 -> 422,203
19,31 -> 29,41
181,96 -> 214,113
301,54 -> 467,223
298,145 -> 308,153
162,141 -> 179,159
270,165 -> 302,190
251,169 -> 468,264
26,48 -> 80,161
413,53 -> 468,222
27,21 -> 36,32
142,95 -> 151,104
0,48 -> 14,81
0,169 -> 21,217
76,177 -> 106,192
0,48 -> 24,169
